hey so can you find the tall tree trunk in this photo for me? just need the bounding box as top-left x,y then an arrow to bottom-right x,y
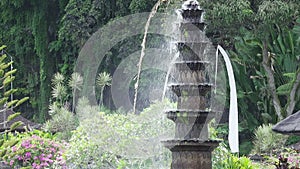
99,86 -> 104,108
262,40 -> 283,121
286,69 -> 300,116
32,1 -> 53,122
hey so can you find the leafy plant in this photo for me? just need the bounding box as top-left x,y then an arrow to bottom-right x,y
266,149 -> 300,169
51,73 -> 67,106
68,72 -> 83,113
66,99 -> 175,168
252,124 -> 288,155
43,107 -> 78,141
96,72 -> 112,108
0,45 -> 29,132
1,130 -> 67,169
213,142 -> 257,169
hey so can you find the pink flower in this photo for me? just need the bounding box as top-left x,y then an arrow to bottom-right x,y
47,154 -> 53,158
9,160 -> 14,166
21,140 -> 32,148
25,152 -> 31,158
12,146 -> 17,152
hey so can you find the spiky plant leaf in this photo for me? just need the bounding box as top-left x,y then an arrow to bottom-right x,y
68,72 -> 83,91
96,72 -> 112,88
49,103 -> 60,116
52,72 -> 65,86
51,83 -> 66,99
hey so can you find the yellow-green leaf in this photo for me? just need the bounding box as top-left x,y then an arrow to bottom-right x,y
16,97 -> 29,107
0,61 -> 12,70
4,89 -> 18,97
0,45 -> 6,51
2,139 -> 19,148
4,69 -> 17,78
0,139 -> 4,147
0,149 -> 7,157
10,121 -> 23,130
0,97 -> 8,106
7,112 -> 21,122
7,100 -> 18,108
3,76 -> 15,86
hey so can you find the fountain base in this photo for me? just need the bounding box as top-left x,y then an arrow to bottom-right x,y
162,139 -> 220,169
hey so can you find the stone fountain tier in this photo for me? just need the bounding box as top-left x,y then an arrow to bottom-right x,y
177,22 -> 206,32
177,42 -> 209,60
174,31 -> 210,43
174,61 -> 210,71
162,139 -> 220,169
180,9 -> 204,21
164,1 -> 219,168
165,110 -> 215,139
168,83 -> 213,97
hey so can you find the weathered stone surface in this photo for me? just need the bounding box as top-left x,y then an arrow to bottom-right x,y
163,1 -> 219,169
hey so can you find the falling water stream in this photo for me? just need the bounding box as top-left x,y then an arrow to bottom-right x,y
133,0 -> 162,114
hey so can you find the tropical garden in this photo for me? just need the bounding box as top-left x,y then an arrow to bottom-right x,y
0,0 -> 300,168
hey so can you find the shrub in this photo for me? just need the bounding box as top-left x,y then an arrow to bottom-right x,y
43,107 -> 78,141
264,148 -> 300,169
1,130 -> 67,169
252,124 -> 288,155
213,142 -> 257,169
65,100 -> 175,168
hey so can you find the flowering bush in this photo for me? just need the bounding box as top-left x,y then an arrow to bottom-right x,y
263,148 -> 300,169
2,132 -> 67,169
274,153 -> 300,169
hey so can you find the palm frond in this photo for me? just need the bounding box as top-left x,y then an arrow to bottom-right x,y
68,72 -> 83,91
52,72 -> 65,86
51,83 -> 67,99
96,72 -> 112,88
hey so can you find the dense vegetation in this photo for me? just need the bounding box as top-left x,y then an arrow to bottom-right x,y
0,0 -> 300,168
0,0 -> 157,122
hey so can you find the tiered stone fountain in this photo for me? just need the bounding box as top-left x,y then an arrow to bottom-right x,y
162,1 -> 220,169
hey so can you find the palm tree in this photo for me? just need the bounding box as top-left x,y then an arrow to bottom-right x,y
51,72 -> 64,86
51,83 -> 67,106
68,72 -> 83,113
96,72 -> 112,108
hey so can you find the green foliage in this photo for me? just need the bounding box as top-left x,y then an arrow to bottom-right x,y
44,72 -> 82,141
285,135 -> 300,146
252,124 -> 288,155
213,142 -> 257,169
0,45 -> 29,132
68,72 -> 83,113
43,107 -> 78,141
65,99 -> 175,168
263,148 -> 300,169
129,0 -> 157,13
96,72 -> 112,107
199,0 -> 299,47
0,130 -> 67,169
